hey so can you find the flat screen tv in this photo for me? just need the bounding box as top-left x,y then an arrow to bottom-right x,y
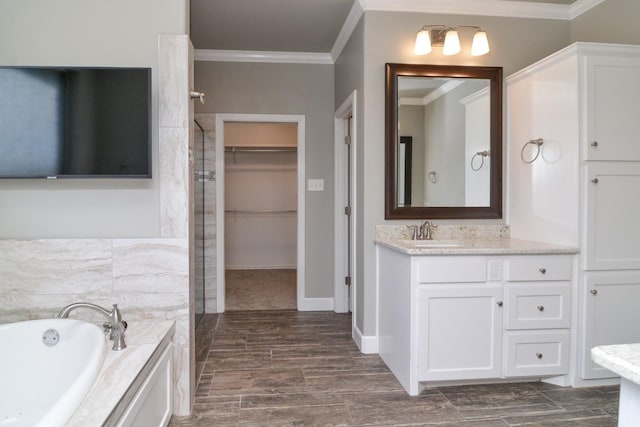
0,67 -> 151,178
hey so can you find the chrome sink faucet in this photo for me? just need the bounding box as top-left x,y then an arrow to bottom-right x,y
418,220 -> 437,240
58,302 -> 127,350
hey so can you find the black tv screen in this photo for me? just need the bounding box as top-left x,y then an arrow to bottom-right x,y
0,67 -> 151,178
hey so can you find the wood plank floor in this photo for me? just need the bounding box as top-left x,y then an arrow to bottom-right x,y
169,311 -> 619,426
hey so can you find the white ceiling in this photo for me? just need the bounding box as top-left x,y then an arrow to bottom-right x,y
189,0 -> 587,53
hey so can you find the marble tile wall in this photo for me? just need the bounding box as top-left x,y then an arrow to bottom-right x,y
158,34 -> 193,416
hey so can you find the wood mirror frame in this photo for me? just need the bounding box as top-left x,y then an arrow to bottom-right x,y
385,63 -> 503,220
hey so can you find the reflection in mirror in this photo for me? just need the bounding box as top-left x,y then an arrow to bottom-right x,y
398,76 -> 490,207
385,64 -> 502,220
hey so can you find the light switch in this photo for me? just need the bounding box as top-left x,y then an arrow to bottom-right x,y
307,179 -> 324,191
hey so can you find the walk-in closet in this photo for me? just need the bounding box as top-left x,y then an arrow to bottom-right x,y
223,122 -> 298,310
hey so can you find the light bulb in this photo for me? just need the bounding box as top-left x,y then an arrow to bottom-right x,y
442,30 -> 461,56
414,29 -> 432,55
471,30 -> 490,56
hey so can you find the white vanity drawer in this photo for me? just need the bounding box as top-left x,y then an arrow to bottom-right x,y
504,331 -> 570,377
416,256 -> 487,284
505,284 -> 571,329
506,255 -> 572,282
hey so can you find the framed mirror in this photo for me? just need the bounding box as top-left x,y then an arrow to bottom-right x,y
385,63 -> 503,219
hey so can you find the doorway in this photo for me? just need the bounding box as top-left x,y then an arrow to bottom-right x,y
215,114 -> 306,313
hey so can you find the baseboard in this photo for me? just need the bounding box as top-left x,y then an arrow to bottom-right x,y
298,297 -> 334,311
352,324 -> 378,354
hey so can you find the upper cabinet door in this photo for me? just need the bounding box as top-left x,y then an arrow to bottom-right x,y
585,55 -> 640,161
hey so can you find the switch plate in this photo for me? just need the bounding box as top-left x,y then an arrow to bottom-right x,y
308,179 -> 324,191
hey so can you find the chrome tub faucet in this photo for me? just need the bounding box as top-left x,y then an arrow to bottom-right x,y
58,302 -> 128,350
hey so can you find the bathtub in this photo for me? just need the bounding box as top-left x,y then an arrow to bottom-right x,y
0,318 -> 106,427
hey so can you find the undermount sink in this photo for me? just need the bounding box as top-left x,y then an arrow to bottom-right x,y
402,240 -> 463,248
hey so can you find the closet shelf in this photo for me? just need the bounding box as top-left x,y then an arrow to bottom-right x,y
225,209 -> 297,214
225,146 -> 297,153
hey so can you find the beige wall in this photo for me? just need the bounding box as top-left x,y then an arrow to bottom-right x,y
194,61 -> 335,299
0,0 -> 188,238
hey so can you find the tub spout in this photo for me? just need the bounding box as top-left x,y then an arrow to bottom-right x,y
57,302 -> 127,350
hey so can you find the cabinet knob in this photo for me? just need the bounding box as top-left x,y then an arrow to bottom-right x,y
537,305 -> 545,312
590,141 -> 598,147
591,289 -> 598,295
536,352 -> 543,359
591,178 -> 599,184
497,301 -> 503,307
539,268 -> 547,274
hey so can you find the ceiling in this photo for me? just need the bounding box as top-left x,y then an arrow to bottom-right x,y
189,0 -> 582,53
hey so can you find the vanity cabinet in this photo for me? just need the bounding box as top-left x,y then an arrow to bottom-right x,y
507,42 -> 640,382
377,244 -> 574,395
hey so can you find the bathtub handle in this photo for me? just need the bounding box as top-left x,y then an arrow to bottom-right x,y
103,320 -> 127,334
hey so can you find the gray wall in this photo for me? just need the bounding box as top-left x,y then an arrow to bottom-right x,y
0,0 -> 188,238
571,0 -> 640,44
194,61 -> 335,299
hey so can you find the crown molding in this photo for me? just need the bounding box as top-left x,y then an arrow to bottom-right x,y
194,49 -> 333,64
359,0 -> 603,20
330,0 -> 364,62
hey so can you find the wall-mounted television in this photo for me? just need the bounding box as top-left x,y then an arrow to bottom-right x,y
0,67 -> 151,179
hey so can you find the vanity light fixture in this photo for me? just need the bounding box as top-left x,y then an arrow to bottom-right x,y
414,25 -> 490,56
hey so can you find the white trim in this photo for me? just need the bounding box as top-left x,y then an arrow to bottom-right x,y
298,297 -> 335,312
333,90 -> 358,315
194,49 -> 333,64
330,0 -> 364,62
352,323 -> 379,354
359,0 -> 600,20
215,114 -> 306,313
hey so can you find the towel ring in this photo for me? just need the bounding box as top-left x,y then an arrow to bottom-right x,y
471,150 -> 490,171
521,138 -> 544,164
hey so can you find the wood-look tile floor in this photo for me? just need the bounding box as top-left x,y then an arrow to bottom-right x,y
170,311 -> 619,426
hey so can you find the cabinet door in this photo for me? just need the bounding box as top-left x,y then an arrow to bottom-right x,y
417,285 -> 503,381
585,163 -> 640,270
582,272 -> 640,379
585,55 -> 640,161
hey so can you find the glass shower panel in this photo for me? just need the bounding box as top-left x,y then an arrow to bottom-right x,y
194,119 -> 205,327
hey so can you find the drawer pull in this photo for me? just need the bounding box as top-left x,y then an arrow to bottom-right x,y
539,268 -> 547,274
537,305 -> 544,312
591,289 -> 598,295
497,301 -> 503,307
590,141 -> 598,147
536,352 -> 543,359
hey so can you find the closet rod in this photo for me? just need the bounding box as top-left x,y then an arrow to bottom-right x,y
224,146 -> 297,153
224,209 -> 297,214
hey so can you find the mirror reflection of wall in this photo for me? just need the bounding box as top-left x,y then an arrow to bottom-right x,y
398,77 -> 490,207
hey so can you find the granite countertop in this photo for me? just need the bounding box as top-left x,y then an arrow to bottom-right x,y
592,343 -> 640,386
375,237 -> 579,256
66,320 -> 175,426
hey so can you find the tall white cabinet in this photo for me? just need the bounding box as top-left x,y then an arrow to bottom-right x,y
507,42 -> 640,383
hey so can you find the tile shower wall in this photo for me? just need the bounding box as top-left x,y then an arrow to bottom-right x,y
0,35 -> 194,416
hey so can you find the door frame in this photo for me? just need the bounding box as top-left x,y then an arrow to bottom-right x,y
215,114 -> 306,313
334,91 -> 357,314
